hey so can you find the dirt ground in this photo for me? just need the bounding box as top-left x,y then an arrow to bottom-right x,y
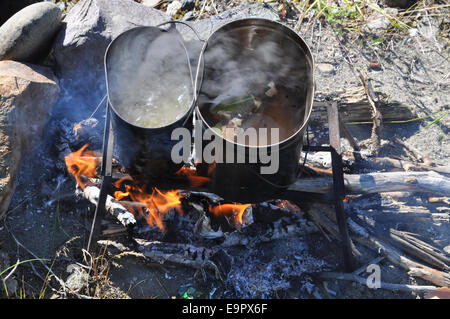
0,0 -> 449,299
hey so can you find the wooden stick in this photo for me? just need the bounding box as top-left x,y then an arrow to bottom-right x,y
390,229 -> 450,268
80,186 -> 136,227
311,86 -> 416,124
394,137 -> 432,164
289,171 -> 450,196
389,232 -> 449,270
306,204 -> 361,256
359,70 -> 382,155
307,203 -> 449,287
353,236 -> 450,287
319,271 -> 438,293
344,153 -> 450,175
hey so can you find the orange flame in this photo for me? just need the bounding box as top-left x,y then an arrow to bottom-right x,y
64,144 -> 101,189
65,145 -> 251,232
175,166 -> 211,188
210,203 -> 252,225
114,184 -> 182,231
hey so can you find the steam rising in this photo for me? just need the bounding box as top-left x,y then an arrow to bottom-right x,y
106,27 -> 193,128
198,24 -> 311,145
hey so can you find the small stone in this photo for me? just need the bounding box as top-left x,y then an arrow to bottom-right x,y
409,28 -> 418,37
166,0 -> 182,16
316,63 -> 335,75
65,264 -> 89,292
369,59 -> 382,70
0,2 -> 62,62
141,0 -> 162,8
444,245 -> 450,255
365,13 -> 390,31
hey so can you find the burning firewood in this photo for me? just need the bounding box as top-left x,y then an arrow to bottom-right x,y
77,186 -> 136,227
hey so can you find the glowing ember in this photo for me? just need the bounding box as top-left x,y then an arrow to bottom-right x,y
64,144 -> 101,190
210,203 -> 252,225
73,122 -> 82,139
276,200 -> 301,213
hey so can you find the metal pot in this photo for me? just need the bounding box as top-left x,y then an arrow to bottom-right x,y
195,18 -> 315,202
104,26 -> 195,180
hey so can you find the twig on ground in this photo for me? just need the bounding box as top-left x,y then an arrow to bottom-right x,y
319,271 -> 438,293
353,235 -> 450,288
338,114 -> 361,154
394,137 -> 432,164
358,70 -> 382,156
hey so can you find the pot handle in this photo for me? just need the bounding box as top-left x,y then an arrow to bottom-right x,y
155,21 -> 207,127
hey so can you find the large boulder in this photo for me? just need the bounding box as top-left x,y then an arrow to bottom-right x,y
0,2 -> 62,63
0,61 -> 60,219
52,0 -> 279,121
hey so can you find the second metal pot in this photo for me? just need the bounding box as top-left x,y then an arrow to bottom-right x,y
195,18 -> 315,202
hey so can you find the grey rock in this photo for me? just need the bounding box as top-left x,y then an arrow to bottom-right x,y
193,3 -> 280,40
0,61 -> 59,218
444,245 -> 450,255
65,264 -> 89,292
141,0 -> 162,8
364,13 -> 390,31
52,0 -> 171,121
0,2 -> 62,62
364,7 -> 398,32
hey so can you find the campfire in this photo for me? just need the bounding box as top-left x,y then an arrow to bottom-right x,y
44,16 -> 450,299
64,142 -> 253,232
2,0 -> 449,301
61,128 -> 318,286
